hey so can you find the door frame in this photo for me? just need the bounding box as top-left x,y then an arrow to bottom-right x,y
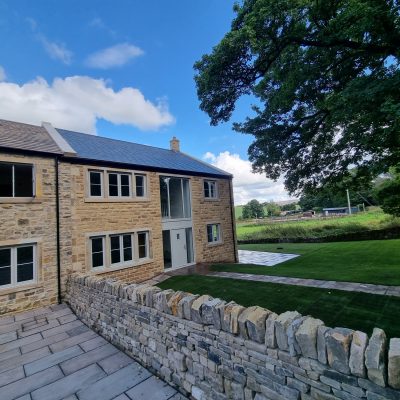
162,220 -> 196,270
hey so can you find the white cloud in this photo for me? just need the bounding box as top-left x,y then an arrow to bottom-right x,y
203,151 -> 290,205
88,17 -> 117,38
26,17 -> 73,65
37,34 -> 73,65
0,65 -> 5,81
0,75 -> 175,133
85,43 -> 144,69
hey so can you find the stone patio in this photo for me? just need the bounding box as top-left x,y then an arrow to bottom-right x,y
0,304 -> 186,400
238,249 -> 299,266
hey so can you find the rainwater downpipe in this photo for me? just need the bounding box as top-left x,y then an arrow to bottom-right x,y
228,178 -> 238,263
55,156 -> 62,304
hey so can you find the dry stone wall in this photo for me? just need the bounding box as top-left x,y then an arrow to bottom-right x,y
66,275 -> 400,400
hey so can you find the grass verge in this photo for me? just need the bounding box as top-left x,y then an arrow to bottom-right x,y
158,275 -> 400,338
210,239 -> 400,286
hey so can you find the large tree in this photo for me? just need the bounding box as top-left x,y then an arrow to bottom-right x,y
242,199 -> 265,218
194,0 -> 400,195
376,165 -> 400,216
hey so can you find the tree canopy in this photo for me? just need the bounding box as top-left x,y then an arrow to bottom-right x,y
298,171 -> 378,210
376,166 -> 400,216
263,200 -> 281,216
242,199 -> 265,218
194,0 -> 400,195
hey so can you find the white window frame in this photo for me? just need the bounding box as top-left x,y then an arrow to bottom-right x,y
109,233 -> 134,266
204,180 -> 218,199
108,172 -> 132,198
86,167 -> 149,201
88,170 -> 104,198
160,176 -> 192,220
0,162 -> 35,198
90,236 -> 106,269
89,230 -> 151,271
137,231 -> 149,260
134,174 -> 147,198
0,244 -> 37,289
207,223 -> 222,244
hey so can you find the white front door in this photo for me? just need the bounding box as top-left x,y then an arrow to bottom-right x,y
171,228 -> 187,268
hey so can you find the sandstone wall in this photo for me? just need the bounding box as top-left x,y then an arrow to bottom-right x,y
59,163 -> 164,284
66,275 -> 400,400
61,163 -> 237,287
191,177 -> 237,264
0,155 -> 236,314
0,153 -> 58,314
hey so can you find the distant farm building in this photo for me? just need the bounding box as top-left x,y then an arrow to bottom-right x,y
323,207 -> 359,216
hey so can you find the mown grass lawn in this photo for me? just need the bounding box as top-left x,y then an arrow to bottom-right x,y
236,208 -> 400,241
210,239 -> 400,285
158,275 -> 400,338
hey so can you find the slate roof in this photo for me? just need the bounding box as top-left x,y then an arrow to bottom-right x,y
58,129 -> 231,178
0,119 -> 62,155
0,118 -> 230,177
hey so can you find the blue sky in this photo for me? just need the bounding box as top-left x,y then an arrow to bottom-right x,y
0,0 -> 290,203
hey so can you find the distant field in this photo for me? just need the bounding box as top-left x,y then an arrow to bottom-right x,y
235,202 -> 297,219
235,205 -> 244,219
236,208 -> 400,241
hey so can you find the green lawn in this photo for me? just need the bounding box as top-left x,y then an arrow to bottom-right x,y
236,208 -> 400,241
210,239 -> 400,285
158,275 -> 400,338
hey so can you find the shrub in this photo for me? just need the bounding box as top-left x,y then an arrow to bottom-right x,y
377,179 -> 400,217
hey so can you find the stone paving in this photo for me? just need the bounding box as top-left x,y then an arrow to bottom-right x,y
0,304 -> 186,400
207,271 -> 400,297
148,254 -> 400,297
238,249 -> 299,266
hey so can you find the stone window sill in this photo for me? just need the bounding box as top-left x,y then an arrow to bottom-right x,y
0,197 -> 42,204
91,258 -> 153,275
0,283 -> 42,296
207,241 -> 224,247
84,197 -> 150,203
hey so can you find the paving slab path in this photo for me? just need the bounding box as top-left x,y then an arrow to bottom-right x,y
206,271 -> 400,297
0,304 -> 186,400
149,261 -> 400,298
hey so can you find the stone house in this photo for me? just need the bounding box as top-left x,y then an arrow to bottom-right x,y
0,118 -> 237,314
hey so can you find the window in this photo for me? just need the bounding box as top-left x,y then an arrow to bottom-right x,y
204,180 -> 217,199
0,163 -> 34,198
160,176 -> 191,219
138,232 -> 149,259
110,234 -> 133,265
89,171 -> 103,197
135,174 -> 146,197
91,237 -> 105,268
87,169 -> 147,200
207,224 -> 221,244
89,230 -> 150,270
0,244 -> 36,288
108,172 -> 131,197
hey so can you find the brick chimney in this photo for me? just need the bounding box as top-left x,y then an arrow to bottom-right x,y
170,136 -> 180,152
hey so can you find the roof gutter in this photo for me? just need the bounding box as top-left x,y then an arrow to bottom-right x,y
0,146 -> 62,158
